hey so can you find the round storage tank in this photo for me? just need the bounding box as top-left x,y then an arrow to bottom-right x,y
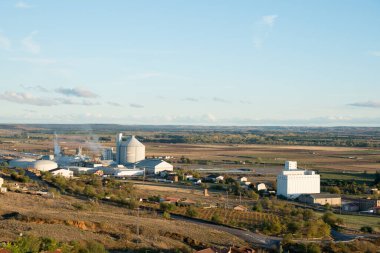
9,158 -> 36,169
124,135 -> 145,163
32,160 -> 58,172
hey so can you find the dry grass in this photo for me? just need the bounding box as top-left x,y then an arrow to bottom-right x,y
0,192 -> 245,250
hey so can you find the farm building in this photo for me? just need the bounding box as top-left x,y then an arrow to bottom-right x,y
238,176 -> 247,182
299,194 -> 341,206
256,183 -> 267,191
134,159 -> 173,174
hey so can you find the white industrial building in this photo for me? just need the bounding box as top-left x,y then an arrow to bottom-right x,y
116,134 -> 145,164
50,168 -> 73,178
9,158 -> 58,172
32,160 -> 58,172
277,161 -> 320,199
114,168 -> 144,177
134,159 -> 173,174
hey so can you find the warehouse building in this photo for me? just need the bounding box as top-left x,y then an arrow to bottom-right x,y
134,159 -> 173,174
299,193 -> 341,206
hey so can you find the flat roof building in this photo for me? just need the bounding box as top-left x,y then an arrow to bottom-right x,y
277,161 -> 320,199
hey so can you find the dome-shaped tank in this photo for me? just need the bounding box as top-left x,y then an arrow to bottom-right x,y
9,158 -> 36,169
32,160 -> 58,171
120,135 -> 145,163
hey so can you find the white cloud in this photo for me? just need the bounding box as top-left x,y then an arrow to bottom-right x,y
20,84 -> 49,92
9,57 -> 56,65
55,87 -> 99,98
261,15 -> 278,27
107,101 -> 122,107
15,1 -> 31,9
183,97 -> 199,102
21,31 -> 40,54
213,97 -> 230,103
370,51 -> 380,57
57,98 -> 101,106
0,33 -> 11,50
0,91 -> 57,106
130,103 -> 144,108
253,14 -> 278,49
348,101 -> 380,108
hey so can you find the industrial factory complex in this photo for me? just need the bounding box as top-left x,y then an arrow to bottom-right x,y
6,133 -> 173,178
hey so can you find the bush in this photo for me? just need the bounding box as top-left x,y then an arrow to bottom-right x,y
211,213 -> 222,224
185,206 -> 198,217
360,226 -> 374,233
160,202 -> 176,212
162,211 -> 171,219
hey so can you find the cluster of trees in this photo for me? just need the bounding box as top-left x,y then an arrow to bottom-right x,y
322,181 -> 372,195
10,170 -> 31,183
253,198 -> 331,238
43,174 -> 138,209
1,235 -> 107,253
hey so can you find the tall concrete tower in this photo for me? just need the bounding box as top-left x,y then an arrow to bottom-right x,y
116,133 -> 123,164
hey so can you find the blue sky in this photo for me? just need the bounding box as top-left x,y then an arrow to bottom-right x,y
0,0 -> 379,125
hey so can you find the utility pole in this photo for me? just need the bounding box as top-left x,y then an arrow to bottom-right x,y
239,191 -> 242,204
136,207 -> 140,237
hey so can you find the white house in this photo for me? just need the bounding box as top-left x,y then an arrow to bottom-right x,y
238,176 -> 248,182
256,183 -> 267,191
277,161 -> 320,199
134,159 -> 173,174
50,168 -> 74,178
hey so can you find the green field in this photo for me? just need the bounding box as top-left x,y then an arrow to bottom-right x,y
316,212 -> 380,232
320,171 -> 376,184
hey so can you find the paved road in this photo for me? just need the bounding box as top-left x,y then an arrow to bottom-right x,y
331,229 -> 361,242
171,214 -> 281,249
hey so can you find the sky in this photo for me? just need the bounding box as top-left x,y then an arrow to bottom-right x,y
0,0 -> 380,126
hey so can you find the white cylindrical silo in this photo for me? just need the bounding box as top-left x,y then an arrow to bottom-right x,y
125,135 -> 145,163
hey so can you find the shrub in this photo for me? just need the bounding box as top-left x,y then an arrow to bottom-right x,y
160,202 -> 176,212
185,206 -> 198,217
360,226 -> 374,233
211,213 -> 222,224
163,211 -> 171,219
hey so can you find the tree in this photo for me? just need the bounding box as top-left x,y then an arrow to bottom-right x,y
360,226 -> 374,233
211,213 -> 222,224
160,202 -> 176,212
307,243 -> 321,253
162,211 -> 171,219
186,206 -> 198,217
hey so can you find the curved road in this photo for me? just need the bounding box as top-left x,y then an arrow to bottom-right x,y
171,214 -> 281,249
